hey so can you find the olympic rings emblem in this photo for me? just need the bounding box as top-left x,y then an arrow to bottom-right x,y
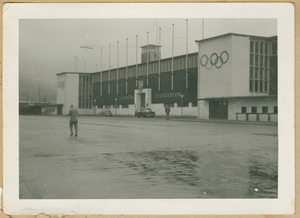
200,51 -> 229,69
57,81 -> 65,89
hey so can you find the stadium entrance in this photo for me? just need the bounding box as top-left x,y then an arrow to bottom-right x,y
209,101 -> 228,119
134,88 -> 152,112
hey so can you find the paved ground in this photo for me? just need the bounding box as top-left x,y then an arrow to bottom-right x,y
19,115 -> 278,199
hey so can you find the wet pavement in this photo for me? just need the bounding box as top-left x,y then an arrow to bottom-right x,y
19,115 -> 278,199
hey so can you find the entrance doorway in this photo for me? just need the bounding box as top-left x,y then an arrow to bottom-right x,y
140,93 -> 145,108
57,105 -> 62,115
209,101 -> 228,119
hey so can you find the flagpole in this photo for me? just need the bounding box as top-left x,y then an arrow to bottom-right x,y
158,28 -> 161,91
136,35 -> 138,87
186,19 -> 189,89
100,47 -> 102,96
147,31 -> 149,86
126,38 -> 128,94
117,41 -> 119,95
171,24 -> 174,90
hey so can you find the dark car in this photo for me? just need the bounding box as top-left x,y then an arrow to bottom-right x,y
135,108 -> 155,118
99,109 -> 112,116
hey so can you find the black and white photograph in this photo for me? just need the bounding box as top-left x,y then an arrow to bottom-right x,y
3,3 -> 295,215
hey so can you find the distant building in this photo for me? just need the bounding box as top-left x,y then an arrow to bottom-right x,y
19,101 -> 63,115
56,33 -> 277,122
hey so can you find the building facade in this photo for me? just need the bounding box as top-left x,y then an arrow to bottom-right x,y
56,33 -> 278,122
196,33 -> 277,122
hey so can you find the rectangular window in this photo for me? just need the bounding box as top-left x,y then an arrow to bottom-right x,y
122,104 -> 129,108
260,56 -> 264,67
192,102 -> 197,107
255,68 -> 259,79
255,80 -> 259,92
250,67 -> 254,78
255,41 -> 259,53
250,80 -> 254,91
250,54 -> 254,66
241,107 -> 247,113
274,106 -> 278,114
271,41 -> 277,55
260,42 -> 264,54
251,107 -> 257,114
262,106 -> 268,114
255,55 -> 259,66
265,43 -> 269,55
250,41 -> 254,53
260,81 -> 263,92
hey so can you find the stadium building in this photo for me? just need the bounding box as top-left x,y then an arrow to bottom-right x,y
56,33 -> 278,122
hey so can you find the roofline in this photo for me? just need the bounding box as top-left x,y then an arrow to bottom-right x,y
56,72 -> 91,75
195,33 -> 277,44
198,95 -> 277,100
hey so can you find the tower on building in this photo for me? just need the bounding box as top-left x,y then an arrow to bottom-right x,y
141,44 -> 161,63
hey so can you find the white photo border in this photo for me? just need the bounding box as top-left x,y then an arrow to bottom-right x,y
3,2 -> 295,215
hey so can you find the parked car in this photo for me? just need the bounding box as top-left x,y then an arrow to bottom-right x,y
135,108 -> 155,118
99,109 -> 112,116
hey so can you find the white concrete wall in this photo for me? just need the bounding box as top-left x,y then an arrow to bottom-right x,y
198,35 -> 232,99
64,74 -> 79,115
198,100 -> 209,119
57,74 -> 66,107
230,35 -> 250,96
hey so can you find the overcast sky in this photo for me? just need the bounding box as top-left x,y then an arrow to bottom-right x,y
19,18 -> 276,102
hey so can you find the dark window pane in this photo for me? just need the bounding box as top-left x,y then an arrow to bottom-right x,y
265,43 -> 269,55
265,56 -> 269,67
260,81 -> 263,92
255,55 -> 259,66
260,68 -> 264,79
250,41 -> 254,53
274,106 -> 278,114
250,67 -> 254,78
272,42 -> 277,55
255,80 -> 259,92
262,106 -> 268,114
260,42 -> 264,54
255,68 -> 259,79
265,69 -> 269,80
265,81 -> 268,92
250,54 -> 254,66
260,56 -> 264,67
255,42 -> 259,53
242,107 -> 247,113
252,107 -> 257,114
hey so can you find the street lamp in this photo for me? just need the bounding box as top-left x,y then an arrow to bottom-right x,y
115,98 -> 117,115
181,94 -> 184,116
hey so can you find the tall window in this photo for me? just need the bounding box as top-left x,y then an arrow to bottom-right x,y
79,74 -> 93,109
249,40 -> 270,93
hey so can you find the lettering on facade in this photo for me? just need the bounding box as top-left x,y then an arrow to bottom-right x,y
119,95 -> 134,101
155,92 -> 181,99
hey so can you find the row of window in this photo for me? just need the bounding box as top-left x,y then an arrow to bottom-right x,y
79,75 -> 94,109
45,108 -> 55,112
241,106 -> 278,114
249,40 -> 272,93
164,102 -> 197,108
250,40 -> 277,56
92,55 -> 198,82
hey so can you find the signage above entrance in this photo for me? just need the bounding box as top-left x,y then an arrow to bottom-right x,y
138,80 -> 144,92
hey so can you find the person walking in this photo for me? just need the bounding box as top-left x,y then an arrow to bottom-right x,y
165,105 -> 170,120
68,105 -> 78,136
